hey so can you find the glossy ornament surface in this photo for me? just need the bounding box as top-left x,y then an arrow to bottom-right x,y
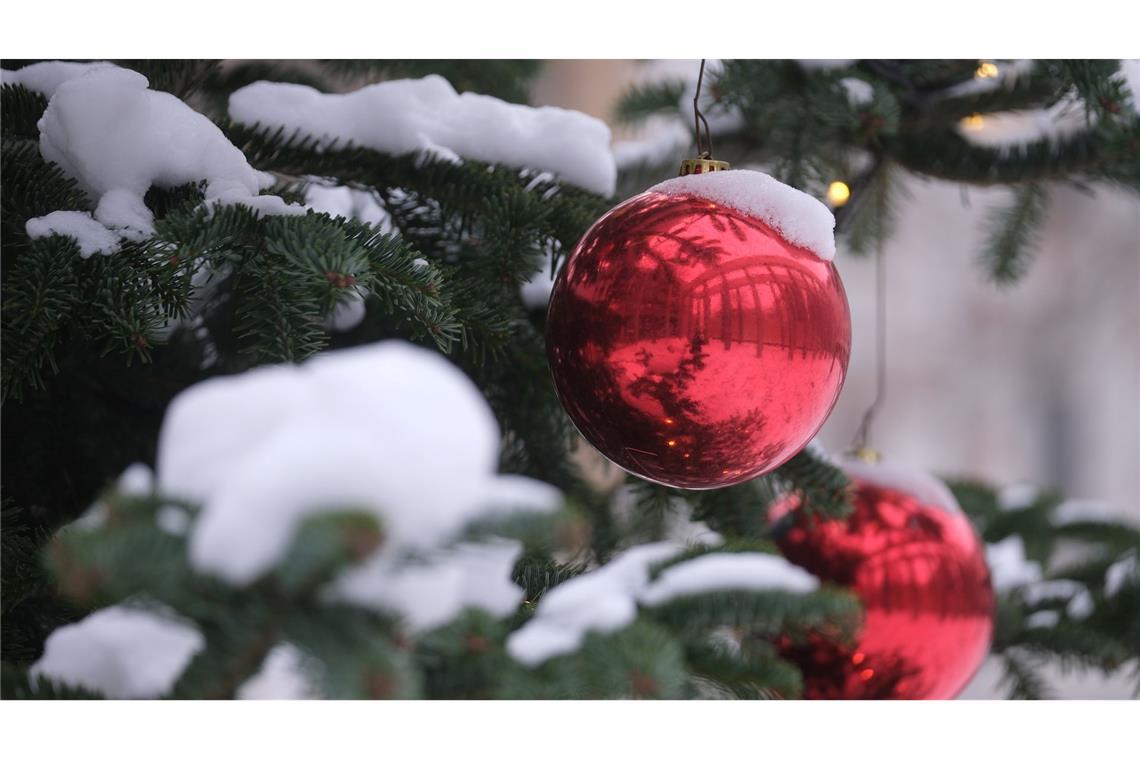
771,457 -> 995,699
545,190 -> 851,489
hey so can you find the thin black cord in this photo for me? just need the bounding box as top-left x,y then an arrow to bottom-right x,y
693,59 -> 714,158
853,238 -> 887,450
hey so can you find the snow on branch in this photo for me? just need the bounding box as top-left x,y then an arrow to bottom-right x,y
506,542 -> 819,667
31,605 -> 203,699
156,341 -> 560,628
227,75 -> 617,196
33,64 -> 304,250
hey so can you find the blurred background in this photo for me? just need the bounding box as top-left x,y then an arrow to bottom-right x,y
531,60 -> 1140,698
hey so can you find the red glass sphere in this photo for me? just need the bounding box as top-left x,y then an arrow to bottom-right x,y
545,190 -> 851,489
770,457 -> 995,699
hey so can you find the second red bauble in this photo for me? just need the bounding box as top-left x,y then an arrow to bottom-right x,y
546,170 -> 851,488
771,455 -> 995,699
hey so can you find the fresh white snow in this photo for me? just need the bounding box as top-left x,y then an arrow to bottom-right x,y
156,505 -> 191,536
304,183 -> 393,232
328,539 -> 526,631
30,605 -> 203,698
838,77 -> 874,106
1052,498 -> 1120,525
985,535 -> 1043,591
236,643 -> 319,699
649,170 -> 837,261
156,340 -> 560,639
1067,589 -> 1094,620
1021,579 -> 1085,605
25,210 -> 121,258
1025,609 -> 1060,629
1,60 -> 114,97
325,288 -> 368,332
37,65 -> 298,241
998,482 -> 1040,511
612,117 -> 692,170
639,552 -> 818,606
506,542 -> 685,666
228,75 -> 617,196
839,454 -> 961,514
1105,552 -> 1137,597
117,463 -> 154,497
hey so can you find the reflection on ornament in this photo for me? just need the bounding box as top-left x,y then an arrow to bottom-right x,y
546,188 -> 850,489
770,456 -> 994,699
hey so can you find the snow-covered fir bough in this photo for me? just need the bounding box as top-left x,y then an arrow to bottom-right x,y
2,59 -> 1138,699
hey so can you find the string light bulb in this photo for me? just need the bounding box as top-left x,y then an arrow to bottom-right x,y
827,180 -> 851,207
961,113 -> 985,130
976,61 -> 999,79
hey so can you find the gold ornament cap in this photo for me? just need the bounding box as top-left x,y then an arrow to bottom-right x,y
679,157 -> 731,176
850,446 -> 882,464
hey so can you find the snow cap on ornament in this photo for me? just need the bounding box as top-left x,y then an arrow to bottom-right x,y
545,151 -> 850,489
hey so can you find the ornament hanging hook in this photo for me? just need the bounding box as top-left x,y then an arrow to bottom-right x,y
693,59 -> 714,159
679,61 -> 730,175
852,237 -> 887,457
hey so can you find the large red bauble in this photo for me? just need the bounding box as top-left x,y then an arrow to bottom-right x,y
771,456 -> 995,699
545,186 -> 851,489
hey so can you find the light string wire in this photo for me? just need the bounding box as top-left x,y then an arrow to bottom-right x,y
852,237 -> 887,451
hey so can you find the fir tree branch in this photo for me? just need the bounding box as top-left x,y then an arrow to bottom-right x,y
979,183 -> 1049,285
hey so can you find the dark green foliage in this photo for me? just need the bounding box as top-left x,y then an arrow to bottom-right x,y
113,60 -> 220,99
614,78 -> 688,125
685,638 -> 804,699
498,619 -> 688,699
629,59 -> 1139,282
947,478 -> 1140,697
1,85 -> 49,140
4,58 -> 1138,701
771,447 -> 853,520
1,662 -> 103,699
648,587 -> 861,642
689,478 -> 779,541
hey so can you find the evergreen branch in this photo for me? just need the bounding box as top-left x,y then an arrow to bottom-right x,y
1,238 -> 81,401
284,605 -> 419,699
912,63 -> 1068,129
511,555 -> 588,604
1,139 -> 89,231
979,183 -> 1049,285
686,478 -> 779,541
1012,624 -> 1131,675
614,79 -> 688,125
772,448 -> 853,520
497,619 -> 688,699
999,649 -> 1053,699
232,239 -> 327,363
221,121 -> 612,249
684,639 -> 803,699
113,60 -> 220,99
0,85 -> 48,140
839,158 -> 911,258
0,663 -> 103,699
648,588 -> 861,641
891,125 -> 1136,186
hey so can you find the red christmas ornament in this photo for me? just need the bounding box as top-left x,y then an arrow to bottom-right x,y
770,455 -> 995,699
546,168 -> 851,489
